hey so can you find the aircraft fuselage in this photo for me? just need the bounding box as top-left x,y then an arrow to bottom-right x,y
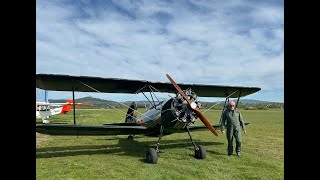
137,95 -> 199,136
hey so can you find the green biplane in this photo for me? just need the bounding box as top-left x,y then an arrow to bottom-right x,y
36,74 -> 260,164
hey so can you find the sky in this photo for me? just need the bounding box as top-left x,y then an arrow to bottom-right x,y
36,0 -> 284,103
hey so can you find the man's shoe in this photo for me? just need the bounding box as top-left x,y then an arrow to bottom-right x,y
236,152 -> 241,156
228,153 -> 232,156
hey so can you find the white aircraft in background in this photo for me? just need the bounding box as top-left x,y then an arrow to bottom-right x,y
36,100 -> 91,123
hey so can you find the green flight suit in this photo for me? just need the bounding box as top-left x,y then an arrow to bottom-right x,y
221,107 -> 245,155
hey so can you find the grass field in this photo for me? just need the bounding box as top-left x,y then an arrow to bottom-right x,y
36,109 -> 284,180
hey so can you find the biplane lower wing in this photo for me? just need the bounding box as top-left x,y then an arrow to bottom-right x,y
36,123 -> 151,136
36,121 -> 251,135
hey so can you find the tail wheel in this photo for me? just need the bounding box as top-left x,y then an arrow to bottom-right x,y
146,148 -> 158,164
128,135 -> 134,140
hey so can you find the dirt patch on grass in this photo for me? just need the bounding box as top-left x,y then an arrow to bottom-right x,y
36,133 -> 49,146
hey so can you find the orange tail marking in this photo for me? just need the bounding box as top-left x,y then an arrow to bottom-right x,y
62,100 -> 92,114
61,105 -> 71,114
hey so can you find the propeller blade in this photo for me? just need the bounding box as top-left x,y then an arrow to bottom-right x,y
166,74 -> 219,137
193,108 -> 219,136
166,74 -> 193,105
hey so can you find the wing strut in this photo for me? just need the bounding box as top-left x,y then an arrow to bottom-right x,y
72,80 -> 78,137
236,89 -> 242,108
149,92 -> 156,108
141,92 -> 154,108
219,97 -> 229,124
72,83 -> 76,125
219,90 -> 230,124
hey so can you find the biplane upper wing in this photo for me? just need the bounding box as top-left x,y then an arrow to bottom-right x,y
36,74 -> 261,98
36,123 -> 152,136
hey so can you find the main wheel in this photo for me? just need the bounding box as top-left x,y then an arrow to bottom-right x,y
128,135 -> 134,140
146,148 -> 158,164
195,145 -> 206,159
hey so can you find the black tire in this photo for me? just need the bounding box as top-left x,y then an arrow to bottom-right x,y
128,135 -> 134,140
195,145 -> 206,159
146,148 -> 158,164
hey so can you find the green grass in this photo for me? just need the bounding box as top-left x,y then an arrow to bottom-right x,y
36,109 -> 284,180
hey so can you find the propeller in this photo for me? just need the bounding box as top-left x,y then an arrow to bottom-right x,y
166,74 -> 219,136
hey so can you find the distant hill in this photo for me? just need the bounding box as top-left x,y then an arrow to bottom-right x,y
49,97 -> 279,104
48,97 -> 283,110
49,97 -> 128,108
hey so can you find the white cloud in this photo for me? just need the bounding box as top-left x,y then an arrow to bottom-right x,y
36,0 -> 284,102
250,6 -> 284,24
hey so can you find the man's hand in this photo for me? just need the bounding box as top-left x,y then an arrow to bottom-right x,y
243,130 -> 246,134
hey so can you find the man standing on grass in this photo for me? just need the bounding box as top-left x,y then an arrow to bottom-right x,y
221,101 -> 246,156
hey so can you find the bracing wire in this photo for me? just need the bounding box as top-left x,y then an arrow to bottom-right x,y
202,90 -> 238,114
81,91 -> 137,120
78,80 -> 154,120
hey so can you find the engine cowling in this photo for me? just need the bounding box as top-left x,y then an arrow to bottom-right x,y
170,88 -> 200,123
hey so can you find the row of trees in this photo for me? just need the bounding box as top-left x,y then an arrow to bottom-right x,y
199,102 -> 283,110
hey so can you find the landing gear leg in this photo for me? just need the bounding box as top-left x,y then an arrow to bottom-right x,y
186,126 -> 206,159
155,125 -> 164,153
146,125 -> 164,164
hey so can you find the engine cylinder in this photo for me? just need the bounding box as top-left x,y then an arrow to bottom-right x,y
170,88 -> 200,123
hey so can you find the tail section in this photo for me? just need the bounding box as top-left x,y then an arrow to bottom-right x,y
61,105 -> 71,114
60,100 -> 92,114
61,100 -> 73,114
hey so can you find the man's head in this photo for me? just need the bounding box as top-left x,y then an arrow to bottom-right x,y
229,101 -> 236,110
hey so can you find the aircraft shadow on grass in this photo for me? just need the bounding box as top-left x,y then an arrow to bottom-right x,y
36,122 -> 70,125
36,137 -> 224,160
